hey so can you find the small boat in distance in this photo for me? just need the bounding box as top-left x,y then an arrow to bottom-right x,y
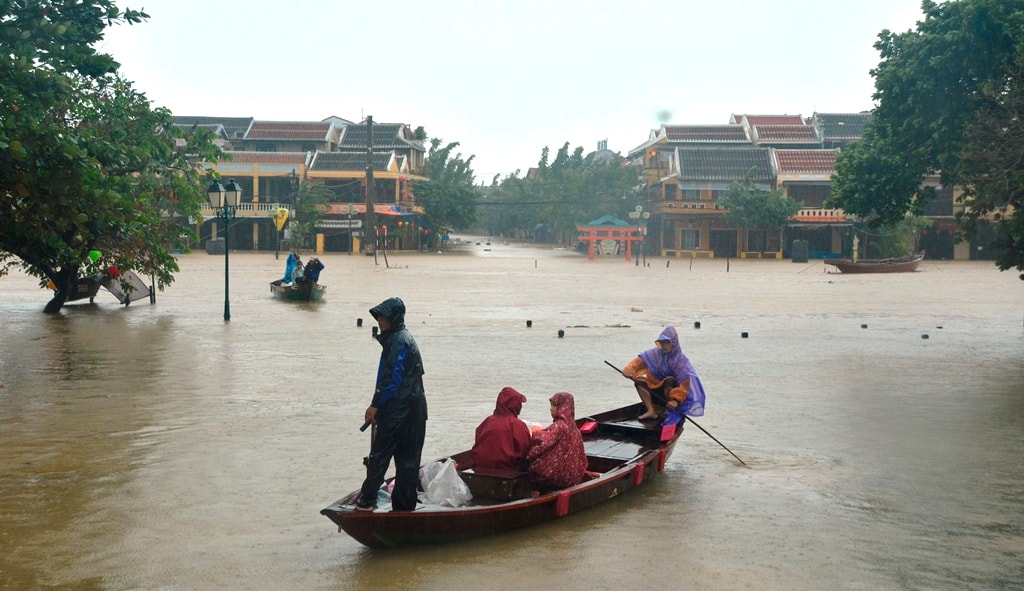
320,403 -> 685,549
825,251 -> 924,274
269,279 -> 326,302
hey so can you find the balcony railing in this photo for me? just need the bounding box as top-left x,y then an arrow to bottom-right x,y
200,202 -> 290,216
792,208 -> 849,222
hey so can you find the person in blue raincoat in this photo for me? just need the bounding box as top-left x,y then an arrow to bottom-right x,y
304,257 -> 324,283
282,251 -> 300,283
621,325 -> 706,421
354,297 -> 428,512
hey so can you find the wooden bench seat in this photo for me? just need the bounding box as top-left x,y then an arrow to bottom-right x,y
459,468 -> 532,501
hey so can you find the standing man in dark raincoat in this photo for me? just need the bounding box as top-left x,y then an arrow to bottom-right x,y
354,297 -> 428,512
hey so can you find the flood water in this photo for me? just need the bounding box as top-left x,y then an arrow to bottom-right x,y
1,238 -> 1022,590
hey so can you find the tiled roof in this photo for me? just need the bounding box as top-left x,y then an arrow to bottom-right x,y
580,214 -> 630,227
338,122 -> 425,151
664,125 -> 750,144
245,121 -> 333,141
774,149 -> 838,174
753,125 -> 818,143
677,148 -> 773,180
225,152 -> 308,166
732,114 -> 805,126
814,112 -> 872,140
172,116 -> 253,139
309,151 -> 393,172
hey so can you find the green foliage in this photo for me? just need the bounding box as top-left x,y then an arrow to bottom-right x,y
483,143 -> 638,242
288,180 -> 332,250
412,139 -> 480,237
830,0 -> 1024,277
720,170 -> 803,230
854,216 -> 932,259
0,1 -> 223,311
957,54 -> 1024,275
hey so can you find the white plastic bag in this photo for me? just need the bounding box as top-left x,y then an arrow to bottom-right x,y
418,458 -> 472,507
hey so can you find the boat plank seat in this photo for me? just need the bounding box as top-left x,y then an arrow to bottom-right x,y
459,467 -> 532,502
589,417 -> 661,441
583,418 -> 661,471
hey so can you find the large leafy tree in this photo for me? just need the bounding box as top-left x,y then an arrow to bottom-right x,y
720,171 -> 803,230
829,0 -> 1024,277
412,138 -> 480,236
288,179 -> 332,250
720,170 -> 803,253
1,1 -> 222,312
484,143 -> 637,243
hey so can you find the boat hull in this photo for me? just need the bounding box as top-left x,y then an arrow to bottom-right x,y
269,279 -> 326,301
825,252 -> 924,273
321,404 -> 682,548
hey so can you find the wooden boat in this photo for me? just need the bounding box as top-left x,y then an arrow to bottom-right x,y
269,279 -> 326,302
824,251 -> 924,274
320,403 -> 685,549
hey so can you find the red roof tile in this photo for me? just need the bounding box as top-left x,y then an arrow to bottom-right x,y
774,149 -> 838,174
225,152 -> 308,165
754,125 -> 818,142
733,114 -> 806,126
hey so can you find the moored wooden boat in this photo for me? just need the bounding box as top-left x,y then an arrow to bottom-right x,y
269,279 -> 326,301
320,403 -> 684,549
66,275 -> 104,303
825,251 -> 924,274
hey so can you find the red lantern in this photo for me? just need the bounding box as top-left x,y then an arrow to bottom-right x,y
398,220 -> 404,228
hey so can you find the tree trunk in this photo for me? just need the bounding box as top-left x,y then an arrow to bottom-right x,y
42,267 -> 76,314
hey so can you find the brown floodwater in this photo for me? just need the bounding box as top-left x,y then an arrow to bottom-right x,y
1,238 -> 1022,590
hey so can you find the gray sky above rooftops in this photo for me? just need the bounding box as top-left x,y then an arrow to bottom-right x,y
102,0 -> 923,183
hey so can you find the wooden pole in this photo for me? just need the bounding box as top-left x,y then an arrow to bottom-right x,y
365,116 -> 377,264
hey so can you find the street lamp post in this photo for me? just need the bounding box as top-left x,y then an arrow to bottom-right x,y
208,179 -> 243,321
629,205 -> 651,266
347,204 -> 354,255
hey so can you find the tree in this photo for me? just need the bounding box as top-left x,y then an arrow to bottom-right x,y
829,0 -> 1024,278
287,179 -> 332,251
719,170 -> 802,251
484,143 -> 637,243
412,139 -> 480,238
0,1 -> 223,312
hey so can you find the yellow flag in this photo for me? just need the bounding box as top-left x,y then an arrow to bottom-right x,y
272,207 -> 289,231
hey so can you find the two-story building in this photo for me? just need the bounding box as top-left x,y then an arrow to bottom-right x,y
173,116 -> 427,253
627,112 -> 893,259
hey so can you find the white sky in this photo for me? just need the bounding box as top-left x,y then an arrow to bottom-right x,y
101,0 -> 925,184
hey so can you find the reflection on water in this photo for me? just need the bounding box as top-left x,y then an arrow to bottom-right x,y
1,245 -> 1022,590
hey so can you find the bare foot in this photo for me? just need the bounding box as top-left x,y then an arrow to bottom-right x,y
637,412 -> 659,421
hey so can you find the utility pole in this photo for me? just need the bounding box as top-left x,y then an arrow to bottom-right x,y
364,116 -> 377,264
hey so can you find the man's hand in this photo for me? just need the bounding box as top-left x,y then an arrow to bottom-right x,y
364,406 -> 378,425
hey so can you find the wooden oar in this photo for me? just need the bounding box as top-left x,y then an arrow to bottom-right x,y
604,360 -> 747,466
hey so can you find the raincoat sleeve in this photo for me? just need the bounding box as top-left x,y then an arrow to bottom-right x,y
623,357 -> 647,380
371,341 -> 411,408
667,377 -> 690,404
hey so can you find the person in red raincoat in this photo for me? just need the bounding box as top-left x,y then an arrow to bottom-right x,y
471,386 -> 532,474
526,392 -> 587,490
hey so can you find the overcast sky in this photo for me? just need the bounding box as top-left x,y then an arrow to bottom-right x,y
101,0 -> 925,183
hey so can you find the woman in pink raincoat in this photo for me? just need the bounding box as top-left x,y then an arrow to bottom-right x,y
526,392 -> 587,490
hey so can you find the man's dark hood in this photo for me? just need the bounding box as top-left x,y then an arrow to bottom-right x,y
370,297 -> 406,329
